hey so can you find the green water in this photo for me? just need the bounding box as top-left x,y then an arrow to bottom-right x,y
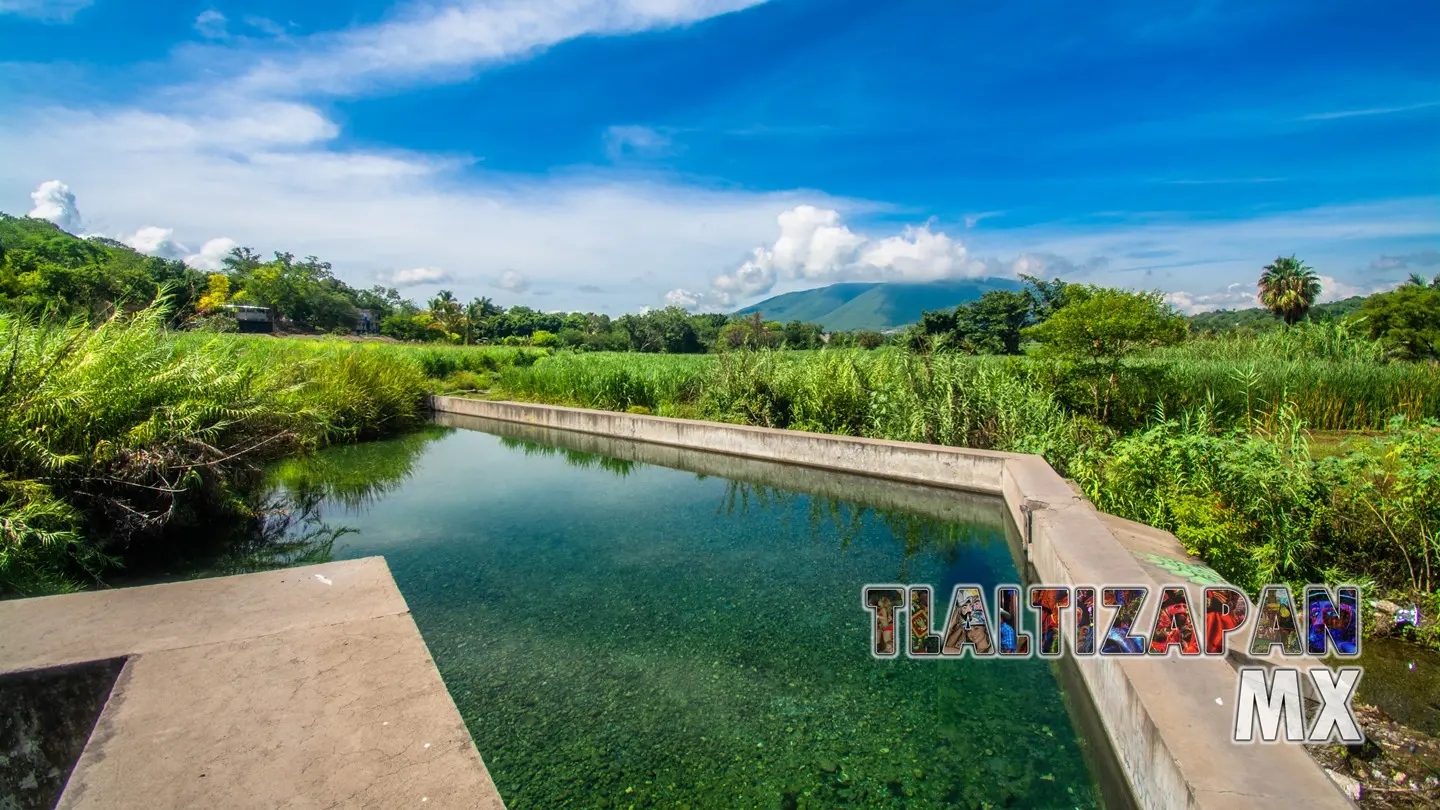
255,418 -> 1109,809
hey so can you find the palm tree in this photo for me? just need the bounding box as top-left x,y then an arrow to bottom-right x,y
462,297 -> 501,345
427,290 -> 463,338
1403,272 -> 1440,289
1258,255 -> 1321,326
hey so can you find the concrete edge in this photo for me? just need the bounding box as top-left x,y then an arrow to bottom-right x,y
433,396 -> 1354,810
0,557 -> 506,809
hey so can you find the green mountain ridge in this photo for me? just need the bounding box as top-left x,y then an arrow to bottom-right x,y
737,278 -> 1024,331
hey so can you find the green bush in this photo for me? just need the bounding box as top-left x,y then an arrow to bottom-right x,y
0,304 -> 430,595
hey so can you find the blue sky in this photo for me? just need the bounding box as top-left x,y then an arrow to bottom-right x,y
1,0 -> 1437,314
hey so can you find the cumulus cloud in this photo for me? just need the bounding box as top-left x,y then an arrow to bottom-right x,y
1164,283 -> 1258,315
122,226 -> 188,259
185,237 -> 239,271
1315,274 -> 1400,303
28,180 -> 84,232
381,267 -> 453,287
194,10 -> 227,39
663,288 -> 702,308
674,205 -> 998,307
496,270 -> 530,292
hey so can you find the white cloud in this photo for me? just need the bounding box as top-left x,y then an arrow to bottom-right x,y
1164,283 -> 1258,315
234,0 -> 770,97
0,0 -> 91,21
496,270 -> 530,292
382,267 -> 453,287
123,226 -> 188,259
663,288 -> 702,307
1300,101 -> 1440,121
0,101 -> 820,313
681,205 -> 992,306
185,237 -> 239,271
604,125 -> 671,160
194,10 -> 227,39
1315,274 -> 1400,303
28,179 -> 83,232
244,16 -> 287,37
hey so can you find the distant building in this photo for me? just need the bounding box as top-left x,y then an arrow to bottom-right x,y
221,304 -> 274,334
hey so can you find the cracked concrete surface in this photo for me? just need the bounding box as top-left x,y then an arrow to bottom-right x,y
0,558 -> 505,809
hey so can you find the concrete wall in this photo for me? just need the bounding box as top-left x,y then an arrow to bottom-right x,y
434,397 -> 1012,494
433,396 -> 1355,810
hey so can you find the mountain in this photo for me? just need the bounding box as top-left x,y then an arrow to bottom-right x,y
736,278 -> 1024,332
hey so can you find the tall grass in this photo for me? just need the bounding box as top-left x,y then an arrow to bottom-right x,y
498,352 -> 711,413
0,305 -> 431,594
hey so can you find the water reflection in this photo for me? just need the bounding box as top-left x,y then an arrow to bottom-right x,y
121,426 -> 452,583
267,425 -> 455,511
497,436 -> 638,477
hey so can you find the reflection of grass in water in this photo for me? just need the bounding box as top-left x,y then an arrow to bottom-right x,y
267,425 -> 453,510
497,436 -> 638,476
721,480 -> 997,574
492,437 -> 997,569
249,426 -> 453,566
130,427 -> 448,581
210,491 -> 351,576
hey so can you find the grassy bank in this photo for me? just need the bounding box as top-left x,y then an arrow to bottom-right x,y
490,342 -> 1440,649
0,307 -> 519,594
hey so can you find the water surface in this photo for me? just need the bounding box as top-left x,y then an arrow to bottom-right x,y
241,416 -> 1109,808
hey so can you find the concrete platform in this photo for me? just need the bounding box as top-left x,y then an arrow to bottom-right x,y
0,557 -> 506,810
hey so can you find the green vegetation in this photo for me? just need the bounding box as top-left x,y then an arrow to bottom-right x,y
1258,254 -> 1322,325
1188,296 -> 1367,333
1361,274 -> 1440,361
0,214 -> 845,353
0,304 -> 547,595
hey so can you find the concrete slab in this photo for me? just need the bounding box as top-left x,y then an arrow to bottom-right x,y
0,558 -> 409,671
0,558 -> 505,810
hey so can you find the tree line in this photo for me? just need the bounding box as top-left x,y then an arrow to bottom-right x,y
5,215 -> 1434,360
906,256 -> 1440,362
0,215 -> 859,353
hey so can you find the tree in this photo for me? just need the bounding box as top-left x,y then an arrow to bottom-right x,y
196,274 -> 230,312
1025,286 -> 1187,422
462,296 -> 503,344
1362,285 -> 1440,361
853,330 -> 885,350
1020,274 -> 1074,322
956,289 -> 1033,354
782,320 -> 823,350
1258,255 -> 1321,326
